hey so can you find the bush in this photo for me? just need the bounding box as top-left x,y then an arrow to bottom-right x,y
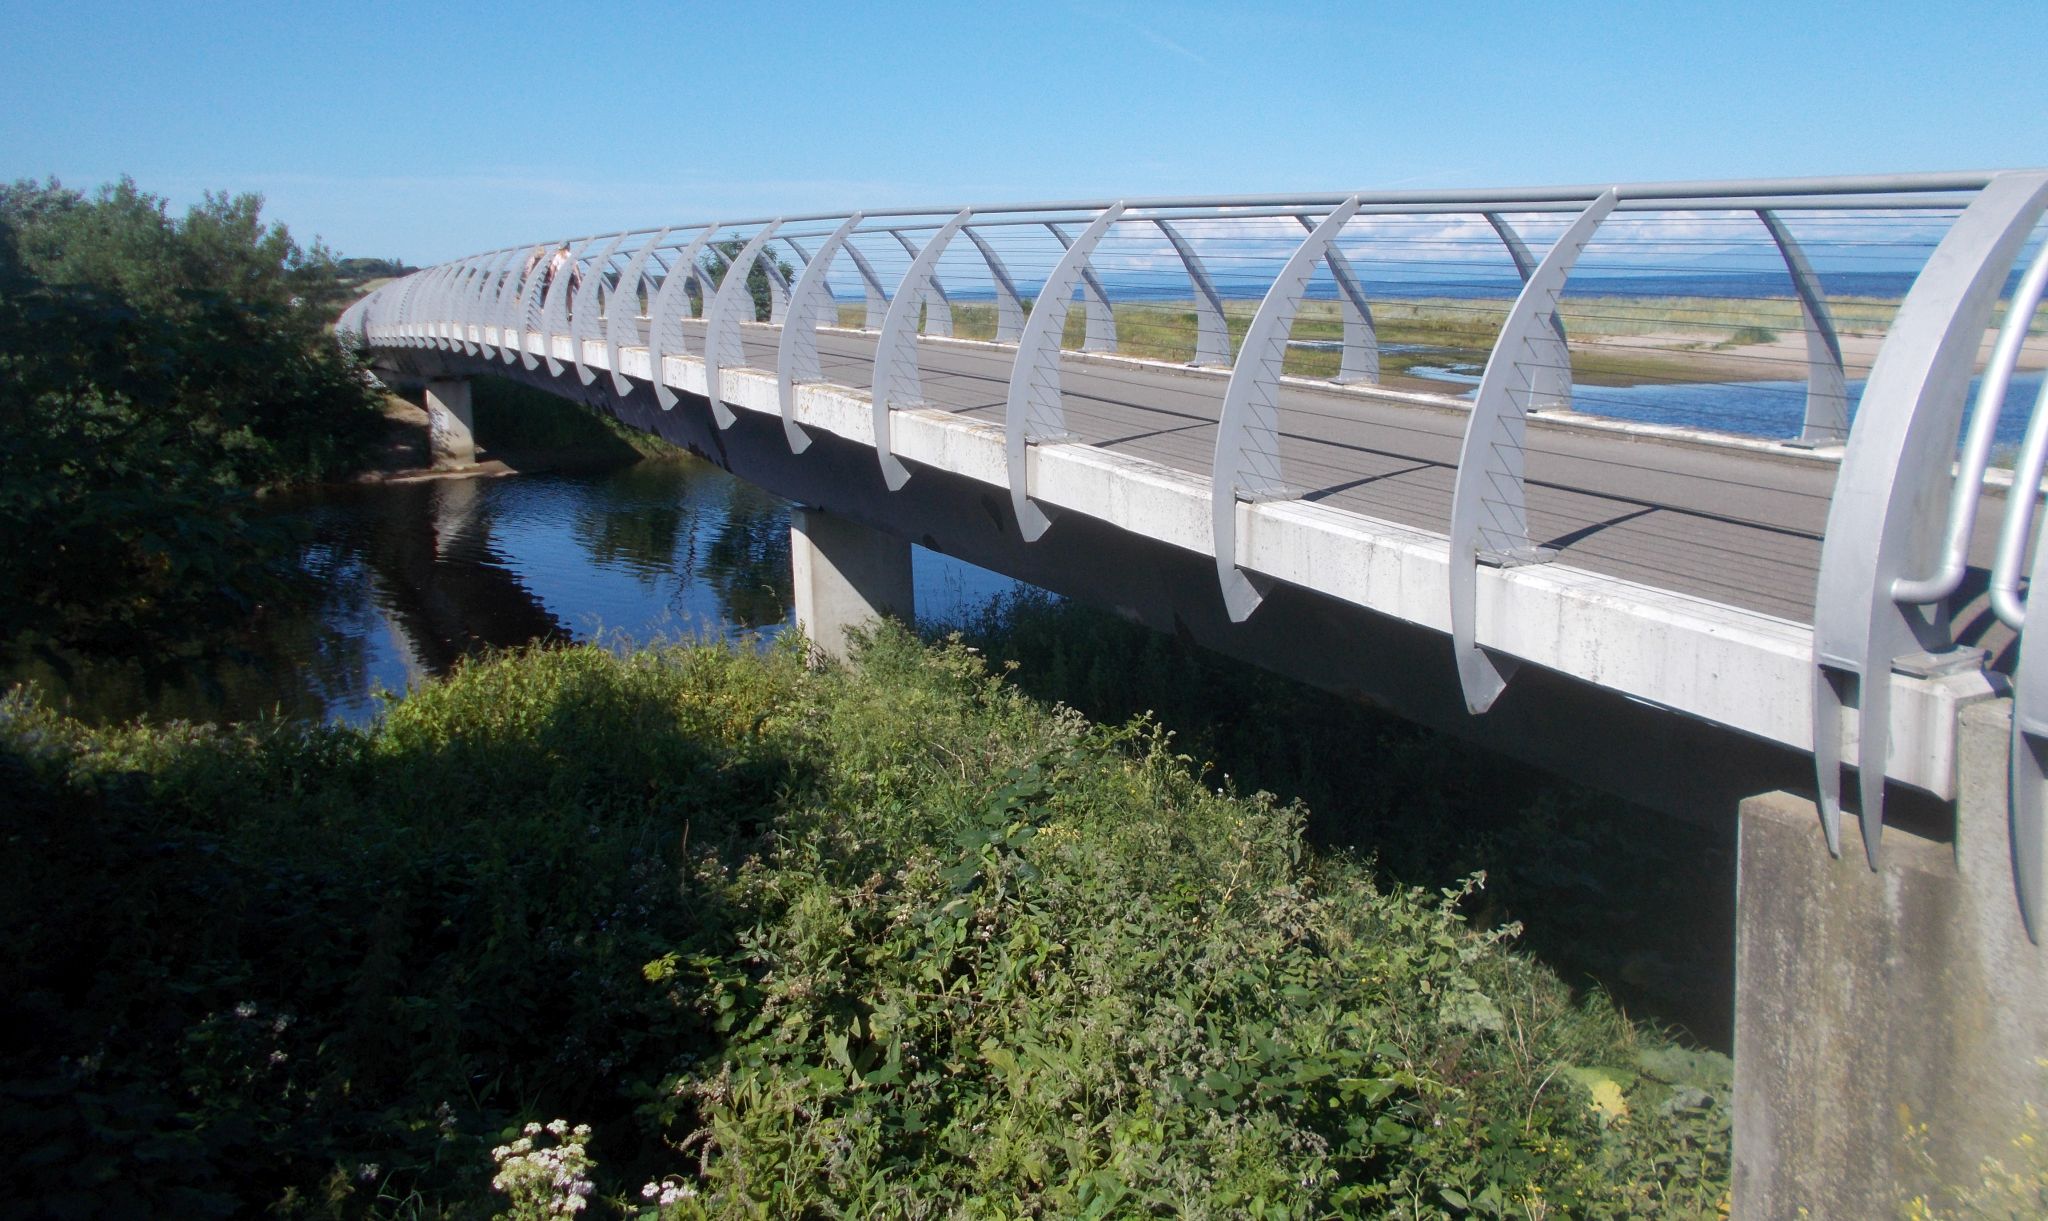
0,177 -> 384,658
0,628 -> 1728,1216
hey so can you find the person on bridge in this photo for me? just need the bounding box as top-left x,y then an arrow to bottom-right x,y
543,243 -> 580,304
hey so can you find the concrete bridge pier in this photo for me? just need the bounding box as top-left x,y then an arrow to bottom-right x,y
789,506 -> 913,663
1735,698 -> 2048,1217
425,377 -> 476,468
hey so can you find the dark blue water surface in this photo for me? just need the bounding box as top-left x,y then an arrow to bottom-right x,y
2,460 -> 1020,727
1407,366 -> 2046,450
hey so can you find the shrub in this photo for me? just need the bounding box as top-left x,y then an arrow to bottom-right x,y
0,628 -> 1729,1216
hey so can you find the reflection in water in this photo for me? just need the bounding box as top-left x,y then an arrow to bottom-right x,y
5,456 -> 1017,726
702,481 -> 793,629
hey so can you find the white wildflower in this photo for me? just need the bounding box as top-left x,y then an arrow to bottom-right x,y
488,1119 -> 597,1220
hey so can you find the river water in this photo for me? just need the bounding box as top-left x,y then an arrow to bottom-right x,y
5,459 -> 1018,727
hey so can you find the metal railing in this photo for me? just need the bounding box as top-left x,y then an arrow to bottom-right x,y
340,171 -> 2048,936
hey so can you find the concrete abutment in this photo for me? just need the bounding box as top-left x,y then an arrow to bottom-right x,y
1734,699 -> 2047,1217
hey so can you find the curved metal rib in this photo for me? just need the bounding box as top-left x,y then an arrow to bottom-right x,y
1898,240 -> 2048,608
1047,223 -> 1118,351
964,226 -> 1026,341
841,240 -> 891,329
1811,170 -> 2048,866
607,229 -> 669,395
423,263 -> 459,350
646,227 -> 719,410
538,239 -> 590,377
1213,197 -> 1364,621
1759,210 -> 1850,446
571,234 -> 627,386
871,208 -> 972,490
1296,214 -> 1379,384
1450,190 -> 1619,714
447,259 -> 484,354
704,223 -> 784,428
890,229 -> 954,337
468,251 -> 516,357
762,249 -> 792,324
517,254 -> 554,370
776,213 -> 863,454
465,255 -> 506,354
1155,219 -> 1231,365
1005,205 -> 1125,540
1484,213 -> 1574,411
501,247 -> 544,365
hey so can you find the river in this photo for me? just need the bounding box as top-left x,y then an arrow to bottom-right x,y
2,458 -> 1019,727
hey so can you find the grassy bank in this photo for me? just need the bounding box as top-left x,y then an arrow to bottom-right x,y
0,627 -> 1728,1217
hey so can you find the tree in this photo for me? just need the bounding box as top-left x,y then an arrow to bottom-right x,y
0,177 -> 385,660
700,237 -> 796,321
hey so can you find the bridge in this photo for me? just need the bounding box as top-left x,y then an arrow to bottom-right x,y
343,171 -> 2048,1216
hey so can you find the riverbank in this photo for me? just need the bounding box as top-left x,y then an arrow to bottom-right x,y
355,374 -> 689,485
0,627 -> 1732,1217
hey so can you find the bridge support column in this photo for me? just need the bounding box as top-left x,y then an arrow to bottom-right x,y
1734,699 -> 2047,1218
789,507 -> 913,663
426,378 -> 475,468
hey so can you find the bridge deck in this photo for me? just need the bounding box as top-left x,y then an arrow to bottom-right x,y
706,321 -> 2010,658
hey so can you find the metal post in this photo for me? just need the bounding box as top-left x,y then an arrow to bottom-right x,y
1048,223 -> 1119,352
1449,191 -> 1619,713
1212,198 -> 1362,620
890,229 -> 954,337
646,228 -> 720,410
1155,219 -> 1232,366
1005,205 -> 1125,540
1759,210 -> 1850,446
870,209 -> 972,489
607,229 -> 669,395
777,214 -> 864,454
1811,170 -> 2048,866
704,223 -> 785,428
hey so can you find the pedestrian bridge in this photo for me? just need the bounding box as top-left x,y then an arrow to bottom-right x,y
346,169 -> 2048,1212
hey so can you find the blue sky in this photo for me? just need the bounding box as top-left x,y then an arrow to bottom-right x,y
1,0 -> 2040,263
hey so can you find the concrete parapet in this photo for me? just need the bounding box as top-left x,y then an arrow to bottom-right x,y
789,506 -> 913,663
426,378 -> 475,468
1734,699 -> 2046,1218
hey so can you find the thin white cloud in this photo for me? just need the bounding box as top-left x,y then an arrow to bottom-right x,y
1074,2 -> 1210,65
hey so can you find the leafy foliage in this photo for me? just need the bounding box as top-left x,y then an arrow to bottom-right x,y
0,627 -> 1728,1216
699,238 -> 795,322
0,177 -> 384,659
946,591 -> 1739,1048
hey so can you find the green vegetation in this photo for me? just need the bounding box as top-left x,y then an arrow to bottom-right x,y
0,176 -> 384,661
946,592 -> 1738,1047
0,626 -> 1730,1217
